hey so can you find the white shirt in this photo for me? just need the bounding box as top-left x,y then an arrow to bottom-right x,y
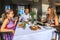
19,13 -> 31,22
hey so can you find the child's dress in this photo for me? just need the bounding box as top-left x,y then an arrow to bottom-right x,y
2,18 -> 16,40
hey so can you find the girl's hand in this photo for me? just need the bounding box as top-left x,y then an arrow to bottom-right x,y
14,17 -> 18,26
11,30 -> 15,34
15,17 -> 18,22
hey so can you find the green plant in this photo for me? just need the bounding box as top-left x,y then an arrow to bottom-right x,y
22,22 -> 26,29
30,11 -> 35,23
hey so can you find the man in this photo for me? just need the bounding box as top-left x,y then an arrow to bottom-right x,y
19,8 -> 31,22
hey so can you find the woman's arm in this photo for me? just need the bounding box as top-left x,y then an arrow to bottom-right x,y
1,19 -> 14,33
54,16 -> 59,26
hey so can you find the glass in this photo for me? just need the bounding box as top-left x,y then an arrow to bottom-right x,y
41,17 -> 46,22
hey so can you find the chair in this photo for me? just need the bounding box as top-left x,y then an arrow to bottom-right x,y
55,31 -> 60,40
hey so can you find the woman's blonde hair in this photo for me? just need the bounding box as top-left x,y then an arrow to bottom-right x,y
48,7 -> 57,18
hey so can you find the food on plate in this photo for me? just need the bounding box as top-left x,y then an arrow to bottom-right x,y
18,23 -> 23,28
30,25 -> 41,30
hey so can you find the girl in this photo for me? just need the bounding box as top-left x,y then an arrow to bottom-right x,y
1,10 -> 18,40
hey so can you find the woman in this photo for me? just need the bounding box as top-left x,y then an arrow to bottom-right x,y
45,7 -> 59,40
45,7 -> 59,27
1,10 -> 18,40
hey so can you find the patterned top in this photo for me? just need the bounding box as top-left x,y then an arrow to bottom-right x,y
5,19 -> 15,30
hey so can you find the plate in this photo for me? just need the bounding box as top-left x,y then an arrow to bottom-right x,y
43,26 -> 53,29
29,25 -> 41,30
17,23 -> 23,28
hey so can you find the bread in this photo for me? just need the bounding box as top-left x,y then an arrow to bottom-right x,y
30,25 -> 41,30
18,23 -> 23,28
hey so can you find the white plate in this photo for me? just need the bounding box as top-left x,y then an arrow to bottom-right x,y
43,26 -> 53,29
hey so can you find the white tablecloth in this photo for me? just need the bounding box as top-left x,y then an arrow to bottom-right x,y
13,24 -> 56,40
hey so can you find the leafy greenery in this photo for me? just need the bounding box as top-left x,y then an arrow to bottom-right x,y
22,22 -> 26,29
30,11 -> 35,23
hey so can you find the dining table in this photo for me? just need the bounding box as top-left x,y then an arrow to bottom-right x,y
13,22 -> 56,40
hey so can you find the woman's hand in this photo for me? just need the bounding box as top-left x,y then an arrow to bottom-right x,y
45,23 -> 55,27
50,24 -> 55,27
45,23 -> 50,26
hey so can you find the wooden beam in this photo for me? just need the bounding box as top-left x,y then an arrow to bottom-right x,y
55,2 -> 60,5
